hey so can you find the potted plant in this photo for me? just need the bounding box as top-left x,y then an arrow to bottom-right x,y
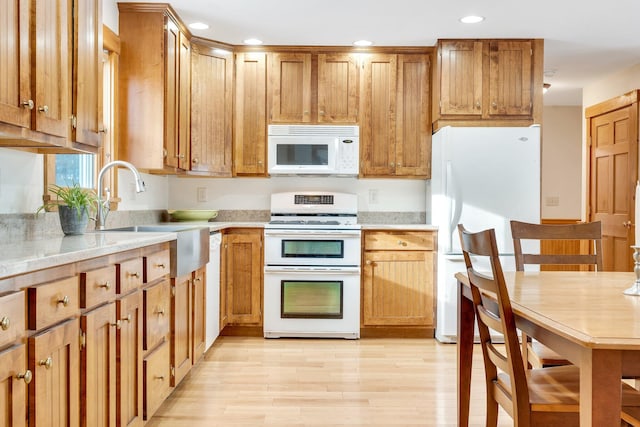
38,183 -> 97,235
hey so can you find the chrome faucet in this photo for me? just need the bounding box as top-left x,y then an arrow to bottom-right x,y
95,161 -> 146,230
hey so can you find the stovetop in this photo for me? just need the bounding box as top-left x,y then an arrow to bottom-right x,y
267,191 -> 360,230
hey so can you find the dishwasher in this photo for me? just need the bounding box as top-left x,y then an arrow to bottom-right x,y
205,231 -> 222,350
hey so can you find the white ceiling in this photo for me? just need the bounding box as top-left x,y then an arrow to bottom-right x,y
119,0 -> 640,106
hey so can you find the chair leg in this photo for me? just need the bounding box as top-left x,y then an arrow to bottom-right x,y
486,394 -> 499,427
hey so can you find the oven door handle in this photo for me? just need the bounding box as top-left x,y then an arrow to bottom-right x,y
264,230 -> 361,238
264,266 -> 360,274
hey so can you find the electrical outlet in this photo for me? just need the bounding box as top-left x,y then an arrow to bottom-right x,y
545,196 -> 560,207
369,189 -> 379,204
197,187 -> 207,203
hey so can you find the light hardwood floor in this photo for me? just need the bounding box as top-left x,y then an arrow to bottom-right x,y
147,337 -> 512,426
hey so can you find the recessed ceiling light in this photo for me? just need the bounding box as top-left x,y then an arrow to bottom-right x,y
353,40 -> 373,47
214,48 -> 232,56
243,38 -> 263,45
188,22 -> 209,30
459,15 -> 485,24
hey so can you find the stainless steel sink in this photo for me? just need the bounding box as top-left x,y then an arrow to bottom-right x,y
100,224 -> 210,277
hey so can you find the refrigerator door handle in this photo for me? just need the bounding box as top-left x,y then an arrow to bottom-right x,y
446,161 -> 463,253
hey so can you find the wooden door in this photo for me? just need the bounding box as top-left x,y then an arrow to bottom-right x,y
588,99 -> 638,271
190,46 -> 233,176
360,54 -> 397,176
223,231 -> 263,325
395,54 -> 430,178
177,31 -> 191,170
488,40 -> 533,116
72,0 -> 102,147
234,52 -> 267,175
269,52 -> 311,123
0,344 -> 29,427
0,0 -> 31,129
170,274 -> 192,386
362,251 -> 434,326
191,267 -> 206,362
116,291 -> 143,427
317,53 -> 359,123
34,0 -> 71,138
29,318 -> 80,427
163,17 -> 180,169
81,302 -> 116,427
438,40 -> 482,116
143,279 -> 170,352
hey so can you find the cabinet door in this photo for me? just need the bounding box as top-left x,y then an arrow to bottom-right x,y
191,267 -> 206,362
170,274 -> 191,386
163,17 -> 180,170
29,318 -> 80,427
488,40 -> 533,116
360,54 -> 397,176
234,52 -> 267,176
116,291 -> 143,427
34,0 -> 71,138
317,53 -> 359,123
72,0 -> 103,147
269,52 -> 311,123
362,251 -> 434,326
395,54 -> 431,178
0,344 -> 29,427
223,231 -> 263,325
177,31 -> 191,170
0,0 -> 31,129
143,279 -> 170,352
438,40 -> 482,116
190,47 -> 233,176
80,302 -> 116,427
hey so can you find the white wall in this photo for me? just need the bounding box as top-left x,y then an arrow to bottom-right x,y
541,106 -> 582,219
0,148 -> 44,213
103,0 -> 118,33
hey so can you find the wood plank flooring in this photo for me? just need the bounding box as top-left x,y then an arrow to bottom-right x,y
147,337 -> 512,426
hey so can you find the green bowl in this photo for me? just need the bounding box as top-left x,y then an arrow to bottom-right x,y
168,210 -> 218,222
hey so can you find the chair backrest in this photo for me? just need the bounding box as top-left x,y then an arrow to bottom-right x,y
458,224 -> 531,422
510,220 -> 603,271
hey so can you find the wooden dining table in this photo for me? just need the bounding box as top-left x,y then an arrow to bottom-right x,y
456,270 -> 640,427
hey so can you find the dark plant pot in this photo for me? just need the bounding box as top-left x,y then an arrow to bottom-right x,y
58,205 -> 89,235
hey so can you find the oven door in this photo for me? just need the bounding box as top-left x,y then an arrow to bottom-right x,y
263,266 -> 360,339
264,229 -> 361,266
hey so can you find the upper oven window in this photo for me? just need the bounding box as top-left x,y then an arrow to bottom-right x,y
282,239 -> 344,258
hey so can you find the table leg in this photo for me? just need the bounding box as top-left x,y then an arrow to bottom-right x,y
579,348 -> 622,427
457,279 -> 475,427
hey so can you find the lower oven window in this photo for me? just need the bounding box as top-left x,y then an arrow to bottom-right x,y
281,280 -> 343,319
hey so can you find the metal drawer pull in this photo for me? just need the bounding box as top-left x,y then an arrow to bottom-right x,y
16,370 -> 32,384
122,314 -> 132,323
155,375 -> 165,380
57,296 -> 70,306
128,271 -> 140,278
110,320 -> 122,329
0,316 -> 9,330
99,281 -> 111,290
39,357 -> 53,369
155,263 -> 166,269
156,307 -> 165,316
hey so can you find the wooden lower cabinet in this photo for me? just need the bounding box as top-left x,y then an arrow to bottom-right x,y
361,230 -> 436,337
28,318 -> 80,427
144,279 -> 171,352
116,291 -> 143,427
0,344 -> 29,427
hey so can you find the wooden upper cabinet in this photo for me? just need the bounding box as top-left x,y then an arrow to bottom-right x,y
118,4 -> 190,173
433,39 -> 543,130
190,43 -> 233,176
234,52 -> 267,176
72,0 -> 103,148
268,52 -> 312,123
318,53 -> 359,123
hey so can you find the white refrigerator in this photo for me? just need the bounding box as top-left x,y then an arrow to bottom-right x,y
430,126 -> 541,343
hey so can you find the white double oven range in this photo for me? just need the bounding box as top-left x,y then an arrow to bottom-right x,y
263,192 -> 361,339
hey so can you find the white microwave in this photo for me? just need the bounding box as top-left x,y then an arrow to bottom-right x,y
267,125 -> 359,176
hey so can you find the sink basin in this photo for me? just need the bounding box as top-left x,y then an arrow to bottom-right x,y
100,224 -> 210,277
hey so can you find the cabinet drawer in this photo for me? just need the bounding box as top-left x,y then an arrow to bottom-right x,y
80,265 -> 117,309
117,257 -> 144,295
143,340 -> 171,420
364,231 -> 435,251
28,276 -> 79,330
144,250 -> 171,283
0,291 -> 26,348
143,279 -> 170,351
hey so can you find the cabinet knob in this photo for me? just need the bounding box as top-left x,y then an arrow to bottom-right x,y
122,314 -> 132,323
57,295 -> 70,307
0,316 -> 9,331
38,105 -> 49,113
98,126 -> 108,133
257,160 -> 263,165
155,263 -> 166,269
390,162 -> 395,167
491,102 -> 497,109
475,101 -> 481,109
155,375 -> 165,381
178,154 -> 185,159
319,110 -> 325,115
110,320 -> 122,329
39,357 -> 53,369
99,281 -> 111,290
398,240 -> 408,247
192,157 -> 199,164
156,307 -> 165,316
22,100 -> 34,110
365,260 -> 372,265
128,271 -> 140,278
16,370 -> 32,384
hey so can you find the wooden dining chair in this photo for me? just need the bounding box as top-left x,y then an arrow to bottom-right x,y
510,220 -> 603,368
457,224 -> 640,427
